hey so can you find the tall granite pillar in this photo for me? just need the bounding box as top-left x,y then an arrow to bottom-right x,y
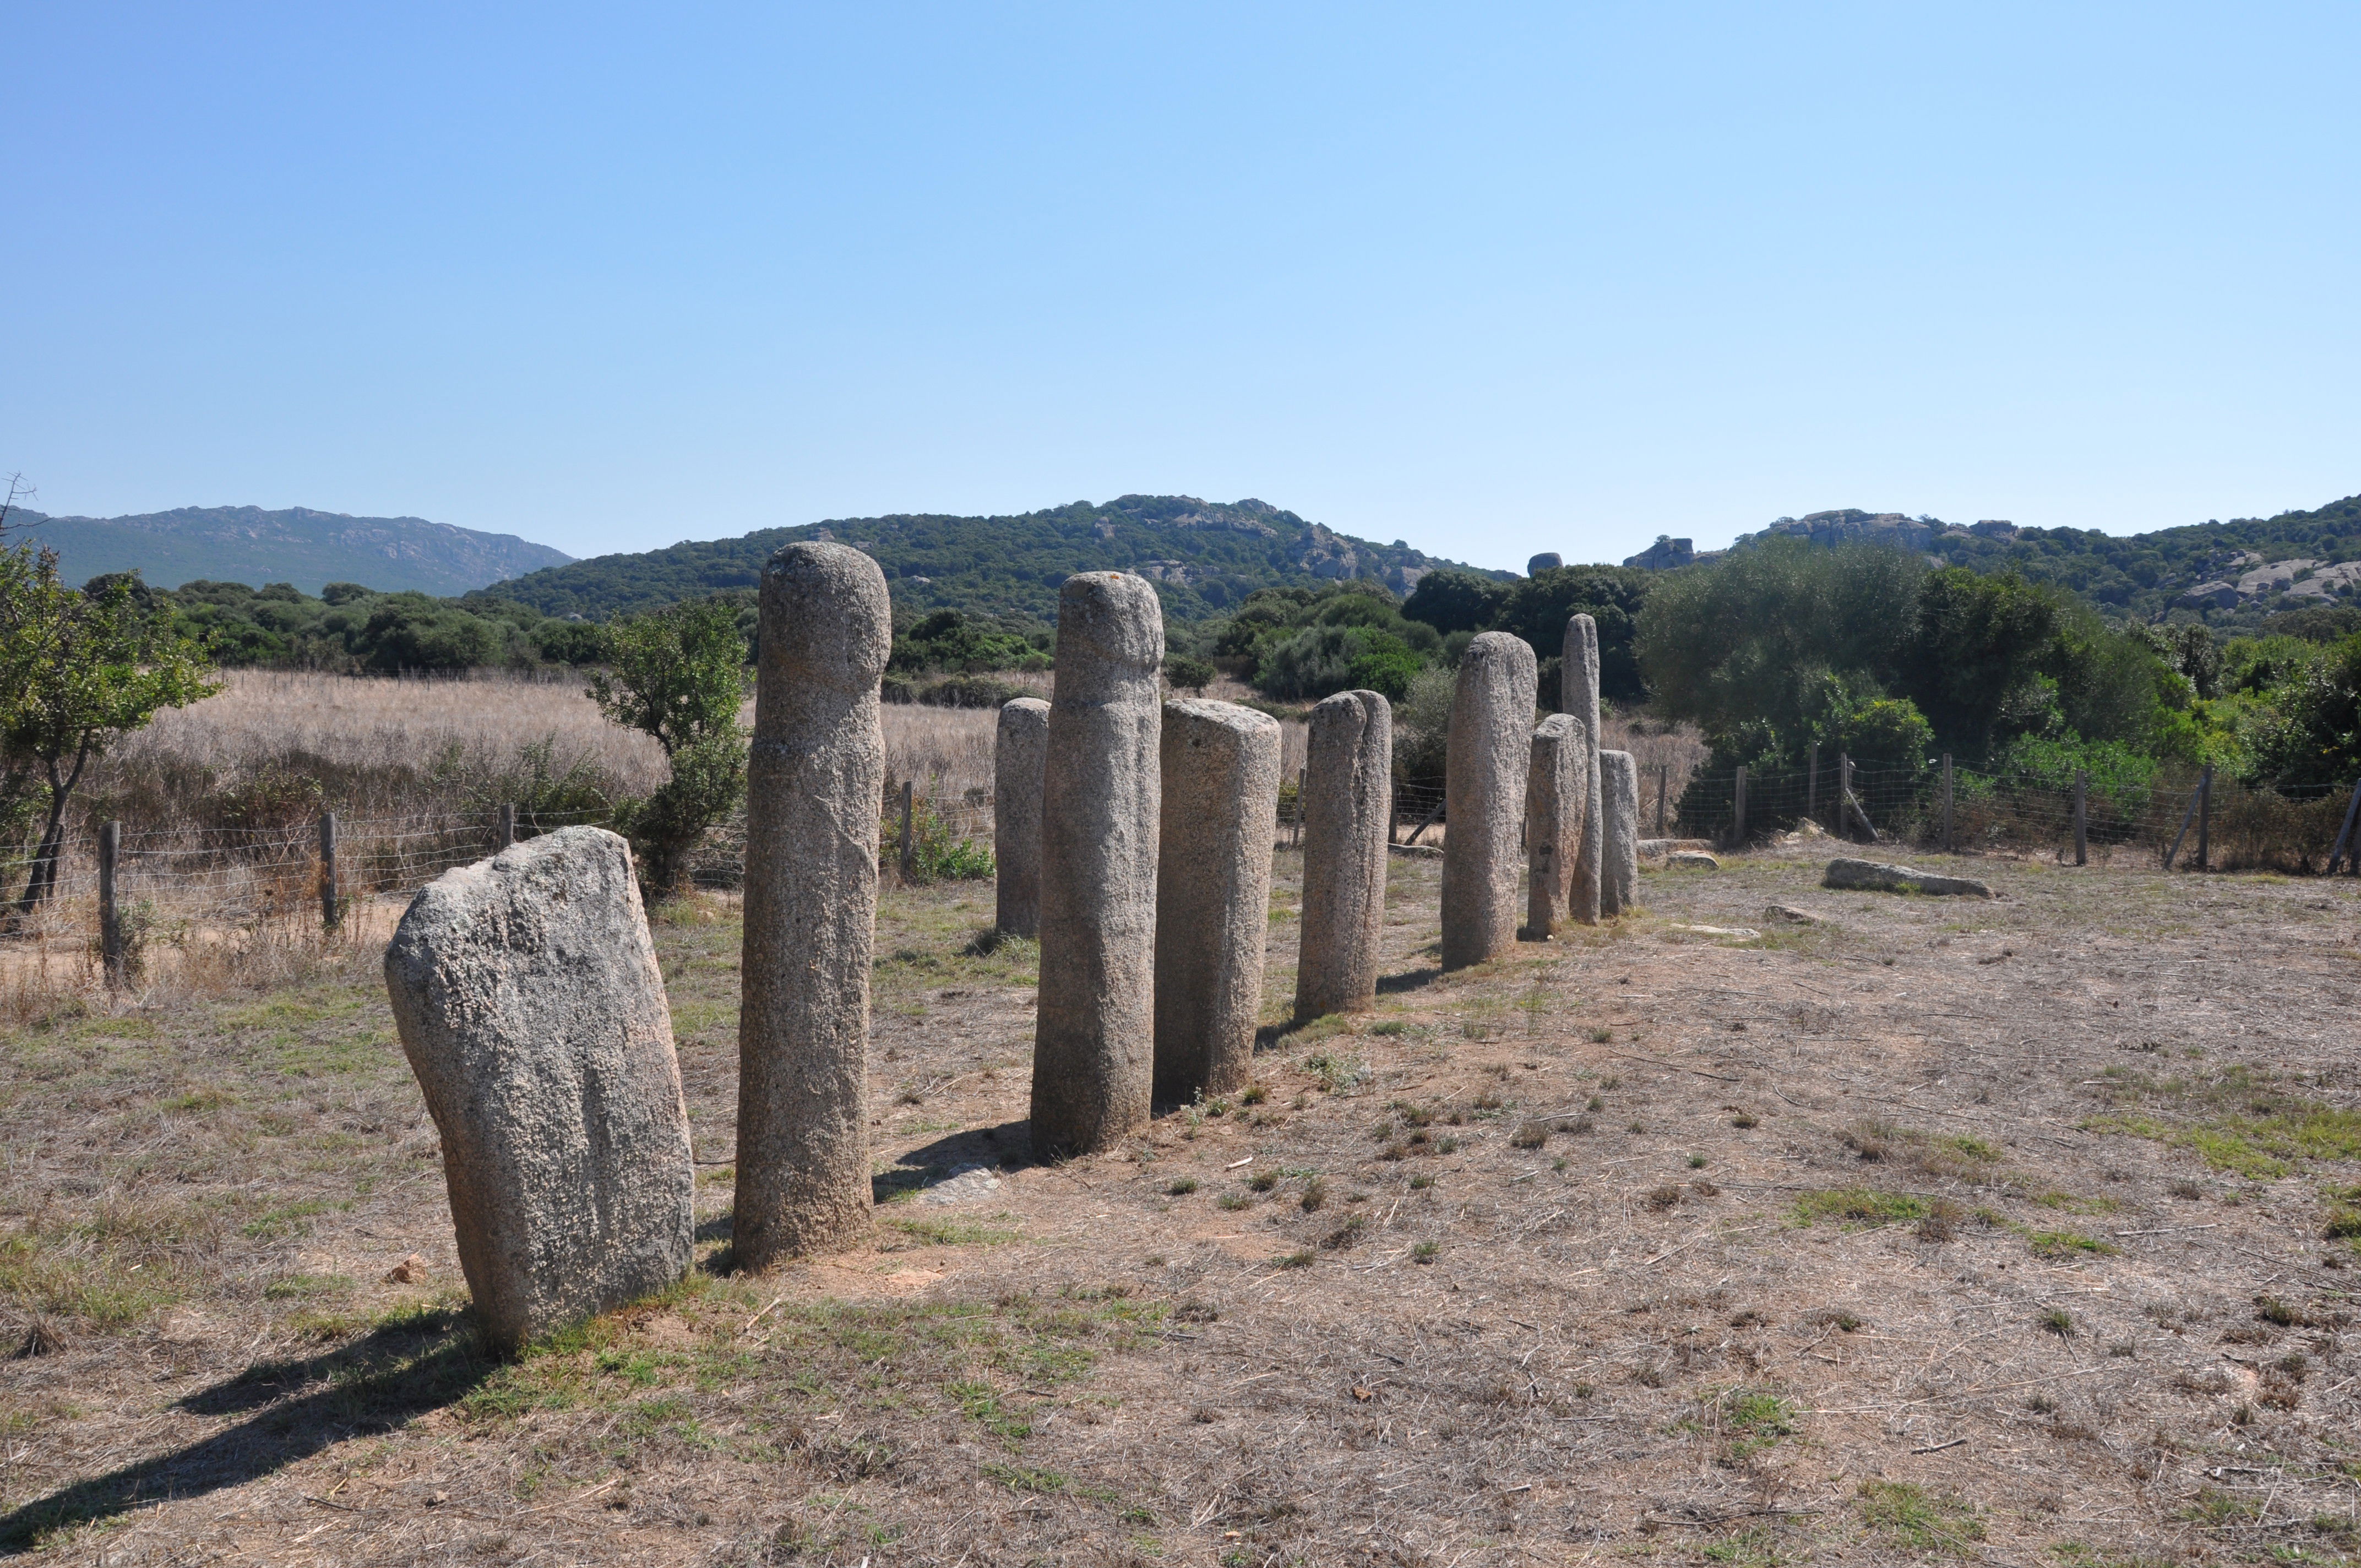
1440,631 -> 1538,971
1525,712 -> 1587,937
1154,699 -> 1281,1102
994,698 -> 1051,937
1563,613 -> 1604,925
1031,573 -> 1165,1157
1600,748 -> 1640,917
735,542 -> 893,1270
1296,689 -> 1392,1018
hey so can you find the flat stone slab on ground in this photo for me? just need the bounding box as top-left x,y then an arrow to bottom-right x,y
1636,838 -> 1715,857
1762,903 -> 1822,924
1664,851 -> 1720,869
1823,857 -> 1993,897
918,1164 -> 1005,1205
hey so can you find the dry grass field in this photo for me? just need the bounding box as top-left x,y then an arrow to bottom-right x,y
5,832 -> 2361,1565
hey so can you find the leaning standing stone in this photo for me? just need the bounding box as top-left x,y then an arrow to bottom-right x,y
1154,699 -> 1281,1101
1601,749 -> 1641,917
1563,614 -> 1604,925
1032,572 -> 1165,1156
1296,689 -> 1392,1017
1441,631 -> 1538,970
384,827 -> 693,1352
994,698 -> 1051,937
735,541 -> 893,1270
1525,712 -> 1587,937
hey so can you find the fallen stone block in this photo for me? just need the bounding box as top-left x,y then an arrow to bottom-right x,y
1665,851 -> 1720,870
1823,857 -> 1992,897
1762,903 -> 1821,924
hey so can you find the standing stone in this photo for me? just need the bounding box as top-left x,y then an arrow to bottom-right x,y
994,698 -> 1051,937
1563,614 -> 1604,925
1525,712 -> 1588,937
1154,699 -> 1282,1102
384,827 -> 693,1352
1441,631 -> 1538,971
1527,552 -> 1564,576
1601,749 -> 1641,917
1032,573 -> 1165,1157
1296,689 -> 1392,1018
735,541 -> 893,1270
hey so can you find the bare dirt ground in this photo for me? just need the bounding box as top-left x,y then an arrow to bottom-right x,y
5,843 -> 2361,1566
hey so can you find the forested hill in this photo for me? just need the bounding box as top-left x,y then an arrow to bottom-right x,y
1708,494 -> 2361,628
1914,494 -> 2361,625
467,494 -> 1490,626
6,504 -> 571,596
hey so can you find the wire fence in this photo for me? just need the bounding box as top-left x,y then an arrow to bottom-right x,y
10,752 -> 2354,1002
1673,754 -> 2361,873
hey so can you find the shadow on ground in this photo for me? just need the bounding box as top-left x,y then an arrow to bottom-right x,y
0,1309 -> 494,1554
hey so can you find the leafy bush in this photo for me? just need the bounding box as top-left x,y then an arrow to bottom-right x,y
590,598 -> 752,894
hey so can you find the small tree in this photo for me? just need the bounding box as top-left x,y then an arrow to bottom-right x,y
1,546 -> 219,912
587,597 -> 752,893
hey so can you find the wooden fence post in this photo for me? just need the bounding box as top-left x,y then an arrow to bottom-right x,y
2073,770 -> 2088,866
1733,766 -> 1747,848
1807,743 -> 1818,826
2328,777 -> 2361,874
898,780 -> 916,876
499,802 -> 517,848
99,821 -> 123,989
2196,763 -> 2212,872
1838,754 -> 1853,841
2163,781 -> 2202,870
1941,754 -> 1954,854
1293,768 -> 1307,847
1656,763 -> 1668,835
318,812 -> 340,931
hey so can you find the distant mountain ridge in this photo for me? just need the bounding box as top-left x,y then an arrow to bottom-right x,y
4,504 -> 573,596
472,494 -> 1498,626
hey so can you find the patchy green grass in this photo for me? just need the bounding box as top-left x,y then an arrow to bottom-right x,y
2083,1064 -> 2361,1179
1791,1188 -> 1932,1228
2026,1229 -> 2119,1260
881,1216 -> 1019,1248
1857,1480 -> 1984,1554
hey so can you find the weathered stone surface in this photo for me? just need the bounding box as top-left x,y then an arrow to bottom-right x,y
1667,850 -> 1720,870
1600,749 -> 1640,917
994,698 -> 1051,937
1762,903 -> 1821,924
1527,552 -> 1564,576
736,541 -> 893,1270
1524,712 -> 1587,937
1297,689 -> 1392,1017
1823,857 -> 1993,897
1155,699 -> 1281,1099
1032,573 -> 1165,1156
1638,837 -> 1715,858
1441,631 -> 1537,970
1562,614 -> 1603,925
384,827 -> 693,1351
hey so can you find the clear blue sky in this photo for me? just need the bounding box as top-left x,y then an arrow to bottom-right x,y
6,3 -> 2357,573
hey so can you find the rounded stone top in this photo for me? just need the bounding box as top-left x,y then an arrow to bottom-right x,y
760,542 -> 891,689
1465,629 -> 1538,676
998,695 -> 1051,729
1163,696 -> 1280,741
1056,572 -> 1165,672
1527,552 -> 1564,576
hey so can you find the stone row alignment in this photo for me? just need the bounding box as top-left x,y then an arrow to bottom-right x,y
386,569 -> 1652,1343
